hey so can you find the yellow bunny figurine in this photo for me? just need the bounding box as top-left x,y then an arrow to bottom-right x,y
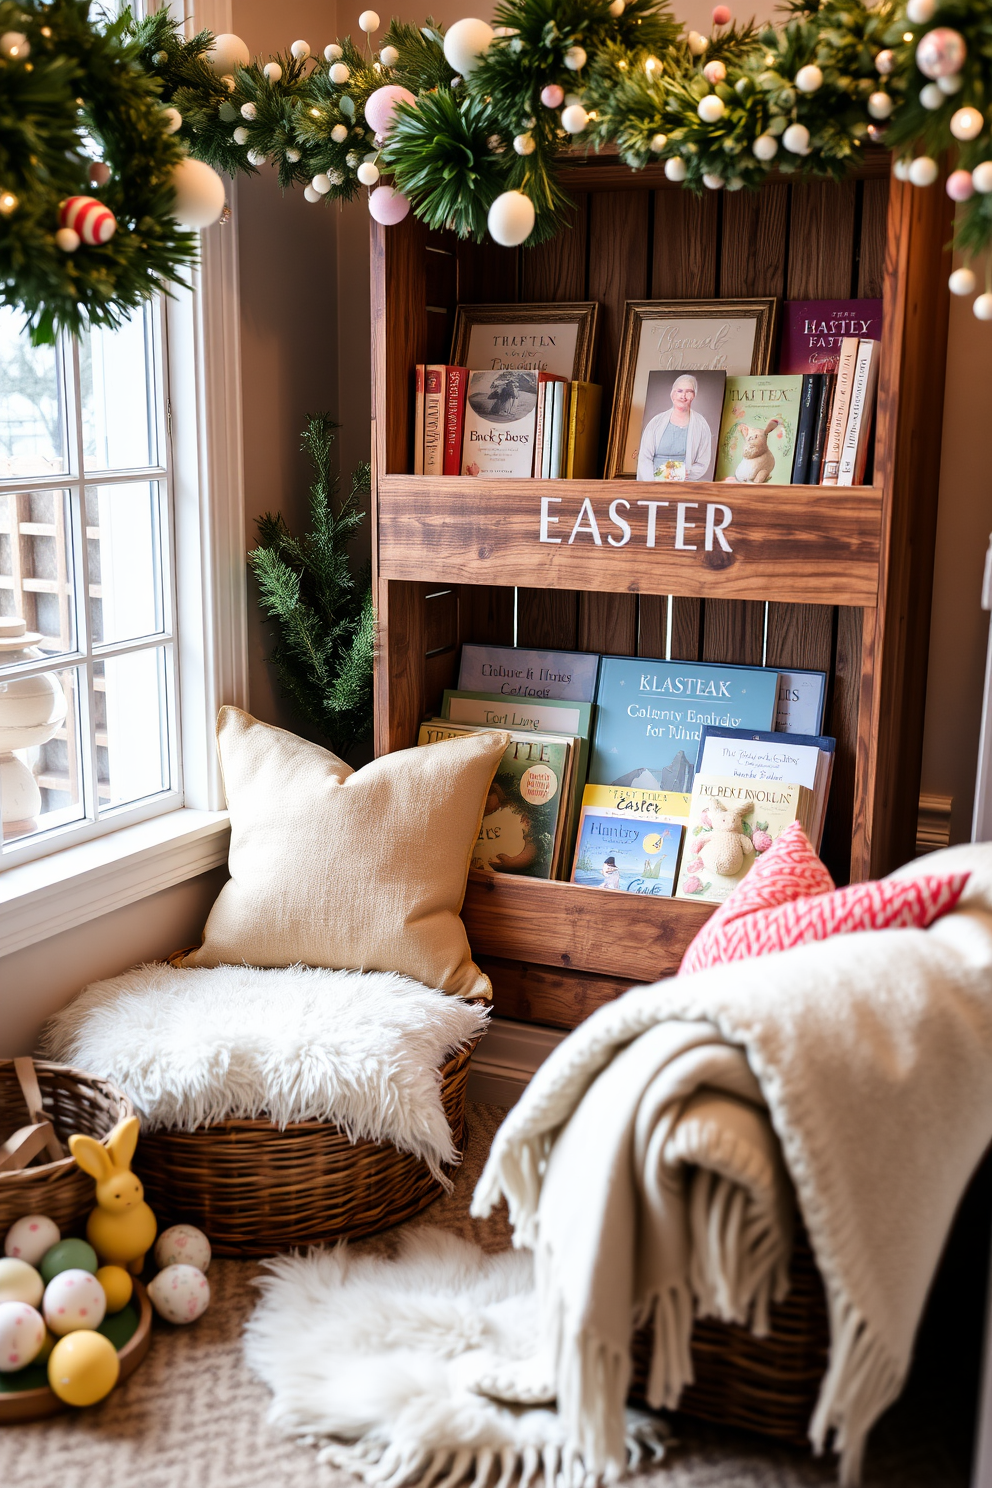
69,1118 -> 157,1275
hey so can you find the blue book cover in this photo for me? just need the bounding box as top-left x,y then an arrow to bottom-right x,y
571,810 -> 682,897
589,656 -> 779,792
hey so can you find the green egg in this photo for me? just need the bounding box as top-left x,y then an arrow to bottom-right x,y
39,1238 -> 98,1284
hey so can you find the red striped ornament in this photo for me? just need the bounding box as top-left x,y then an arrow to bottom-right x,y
58,196 -> 117,245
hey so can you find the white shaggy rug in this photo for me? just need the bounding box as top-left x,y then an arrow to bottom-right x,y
244,1228 -> 668,1486
42,962 -> 487,1179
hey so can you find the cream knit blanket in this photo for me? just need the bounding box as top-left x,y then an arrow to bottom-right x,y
473,842 -> 992,1483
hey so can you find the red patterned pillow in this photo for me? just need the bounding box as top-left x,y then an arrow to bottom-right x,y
681,822 -> 969,974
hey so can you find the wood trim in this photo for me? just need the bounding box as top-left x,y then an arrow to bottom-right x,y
556,147 -> 893,193
481,958 -> 639,1029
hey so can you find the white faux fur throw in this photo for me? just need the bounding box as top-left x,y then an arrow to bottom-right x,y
244,1227 -> 668,1485
42,962 -> 487,1180
473,842 -> 992,1485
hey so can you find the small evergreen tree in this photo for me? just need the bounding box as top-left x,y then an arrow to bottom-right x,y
248,415 -> 375,759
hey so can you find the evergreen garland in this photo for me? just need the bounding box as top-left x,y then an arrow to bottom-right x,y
248,416 -> 375,761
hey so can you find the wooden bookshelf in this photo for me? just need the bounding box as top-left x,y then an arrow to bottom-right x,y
369,151 -> 953,1030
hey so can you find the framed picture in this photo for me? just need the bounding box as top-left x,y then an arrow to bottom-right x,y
605,299 -> 779,478
450,302 -> 599,382
636,369 -> 726,483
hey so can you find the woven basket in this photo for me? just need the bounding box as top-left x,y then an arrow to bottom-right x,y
0,1060 -> 134,1236
135,1039 -> 476,1257
630,1218 -> 829,1445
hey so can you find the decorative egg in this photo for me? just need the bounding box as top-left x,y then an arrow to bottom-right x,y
364,84 -> 416,135
0,1302 -> 46,1371
59,196 -> 117,246
170,157 -> 227,228
43,1269 -> 107,1335
40,1238 -> 98,1284
367,184 -> 411,225
442,17 -> 494,76
915,27 -> 966,80
665,156 -> 687,181
0,1258 -> 43,1307
95,1266 -> 133,1313
154,1224 -> 211,1275
48,1330 -> 119,1406
206,32 -> 249,77
972,161 -> 992,194
147,1264 -> 211,1324
487,188 -> 535,247
783,122 -> 811,155
5,1214 -> 60,1267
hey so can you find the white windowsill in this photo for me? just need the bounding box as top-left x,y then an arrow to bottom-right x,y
0,809 -> 230,959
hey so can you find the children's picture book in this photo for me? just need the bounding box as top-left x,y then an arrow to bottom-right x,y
779,299 -> 883,375
675,775 -> 814,903
589,657 -> 779,794
458,644 -> 600,702
775,669 -> 828,735
462,369 -> 539,477
714,375 -> 804,485
635,369 -> 725,482
571,808 -> 684,897
695,726 -> 835,847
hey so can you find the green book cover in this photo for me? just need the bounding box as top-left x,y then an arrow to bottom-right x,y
714,375 -> 804,484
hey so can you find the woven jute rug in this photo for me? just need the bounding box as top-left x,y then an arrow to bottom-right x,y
0,1103 -> 971,1488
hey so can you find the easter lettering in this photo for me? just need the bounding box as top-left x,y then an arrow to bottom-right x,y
538,496 -> 733,552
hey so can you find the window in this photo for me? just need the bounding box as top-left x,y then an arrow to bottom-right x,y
0,303 -> 182,866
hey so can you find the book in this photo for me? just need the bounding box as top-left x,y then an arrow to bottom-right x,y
548,379 -> 567,478
675,775 -> 814,903
413,364 -> 425,475
571,789 -> 686,897
820,338 -> 859,485
534,372 -> 566,477
714,375 -> 804,484
791,373 -> 822,483
578,782 -> 691,822
423,365 -> 445,477
779,298 -> 883,374
566,382 -> 602,479
837,339 -> 880,487
775,669 -> 828,735
540,382 -> 555,479
588,656 -> 779,794
462,369 -> 540,477
442,366 -> 467,476
807,374 -> 835,485
695,726 -> 835,848
458,643 -> 600,702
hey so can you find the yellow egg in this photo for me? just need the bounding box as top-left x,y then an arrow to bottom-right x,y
48,1330 -> 119,1406
96,1266 -> 132,1314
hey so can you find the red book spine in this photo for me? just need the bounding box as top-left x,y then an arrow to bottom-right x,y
443,366 -> 467,476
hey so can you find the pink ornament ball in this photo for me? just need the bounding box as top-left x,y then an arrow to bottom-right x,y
946,168 -> 975,202
368,185 -> 411,225
540,84 -> 565,109
915,26 -> 966,81
88,162 -> 111,188
364,84 -> 416,136
712,5 -> 731,24
59,195 -> 116,245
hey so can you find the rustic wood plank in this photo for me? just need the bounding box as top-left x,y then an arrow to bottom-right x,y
588,191 -> 650,452
721,185 -> 788,298
764,601 -> 833,673
858,177 -> 889,299
372,215 -> 429,477
463,875 -> 712,982
520,201 -> 589,301
424,587 -> 459,655
516,588 -> 579,649
788,180 -> 857,299
481,957 -> 639,1029
638,595 -> 668,660
373,579 -> 425,755
651,189 -> 719,298
702,599 -> 764,665
578,591 -> 637,655
458,585 -> 515,646
555,148 -> 892,193
455,238 -> 519,304
670,597 -> 703,661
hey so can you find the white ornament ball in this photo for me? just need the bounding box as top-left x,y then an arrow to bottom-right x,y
564,45 -> 587,71
974,293 -> 992,322
703,60 -> 727,85
665,156 -> 687,181
206,33 -> 249,77
147,1264 -> 211,1325
726,175 -> 744,190
162,107 -> 183,134
331,123 -> 348,143
286,147 -> 301,162
304,185 -> 322,202
443,18 -> 494,76
233,126 -> 248,145
972,161 -> 992,194
240,101 -> 257,121
906,0 -> 936,24
868,91 -> 893,120
919,82 -> 944,109
247,149 -> 267,166
311,173 -> 332,194
875,49 -> 895,76
5,1217 -> 60,1267
948,266 -> 977,296
687,31 -> 708,55
951,107 -> 985,143
357,161 -> 380,184
0,31 -> 29,59
908,155 -> 939,187
55,228 -> 80,252
938,73 -> 963,95
0,1258 -> 43,1307
487,188 -> 535,247
783,122 -> 811,155
43,1270 -> 106,1335
368,184 -> 411,224
752,133 -> 778,161
609,0 -> 625,14
513,132 -> 536,155
154,1225 -> 211,1275
649,132 -> 667,153
359,11 -> 380,33
378,44 -> 398,67
291,40 -> 310,60
795,64 -> 823,94
0,1302 -> 46,1372
170,157 -> 227,228
702,173 -> 724,190
324,43 -> 343,60
561,103 -> 589,134
893,157 -> 912,181
330,62 -> 350,84
915,26 -> 966,80
263,62 -> 283,82
698,94 -> 726,123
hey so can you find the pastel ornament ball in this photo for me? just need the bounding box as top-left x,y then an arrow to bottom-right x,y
794,64 -> 822,94
359,11 -> 380,33
540,83 -> 564,108
311,173 -> 332,195
687,31 -> 708,55
291,40 -> 310,59
702,59 -> 726,85
919,82 -> 944,109
147,1264 -> 211,1324
442,18 -> 494,77
892,157 -> 912,181
702,173 -> 724,190
330,62 -> 350,84
564,46 -> 586,72
868,91 -> 893,120
972,161 -> 992,194
949,266 -> 977,297
664,156 -> 687,181
304,185 -> 322,203
0,1302 -> 46,1372
713,5 -> 732,24
938,73 -> 963,95
331,122 -> 348,142
247,148 -> 267,167
170,157 -> 226,227
263,61 -> 282,82
43,1269 -> 106,1335
5,1215 -> 59,1267
975,294 -> 992,322
240,101 -> 257,120
365,84 -> 416,135
357,161 -> 380,185
906,0 -> 936,25
875,48 -> 895,75
368,184 -> 411,225
907,155 -> 938,187
232,126 -> 249,145
48,1330 -> 119,1407
698,94 -> 725,123
946,169 -> 974,202
513,132 -> 535,156
609,0 -> 625,15
487,189 -> 535,247
324,43 -> 343,60
950,107 -> 985,143
379,45 -> 398,67
561,103 -> 589,134
915,27 -> 966,80
206,33 -> 249,77
783,122 -> 810,155
0,1258 -> 43,1308
752,133 -> 778,161
649,132 -> 667,153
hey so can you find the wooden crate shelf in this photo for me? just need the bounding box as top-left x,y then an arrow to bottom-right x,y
378,476 -> 882,606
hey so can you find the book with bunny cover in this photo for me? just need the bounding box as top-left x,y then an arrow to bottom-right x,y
674,774 -> 813,903
714,375 -> 804,485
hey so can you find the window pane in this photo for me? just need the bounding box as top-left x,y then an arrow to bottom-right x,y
86,482 -> 165,645
0,664 -> 84,844
80,308 -> 157,471
0,307 -> 66,477
96,646 -> 171,808
0,489 -> 76,655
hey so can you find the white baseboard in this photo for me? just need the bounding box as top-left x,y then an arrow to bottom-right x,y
468,1018 -> 566,1107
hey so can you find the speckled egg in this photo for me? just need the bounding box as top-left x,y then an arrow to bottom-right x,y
43,1268 -> 107,1336
0,1257 -> 44,1308
4,1215 -> 60,1267
0,1301 -> 46,1372
147,1264 -> 210,1324
153,1224 -> 211,1274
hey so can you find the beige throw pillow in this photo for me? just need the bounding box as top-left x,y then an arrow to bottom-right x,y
186,707 -> 508,998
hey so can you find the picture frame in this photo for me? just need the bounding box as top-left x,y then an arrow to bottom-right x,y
450,302 -> 599,382
605,299 -> 779,479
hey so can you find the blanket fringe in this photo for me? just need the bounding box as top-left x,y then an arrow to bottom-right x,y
687,1171 -> 793,1337
641,1283 -> 695,1410
809,1287 -> 905,1485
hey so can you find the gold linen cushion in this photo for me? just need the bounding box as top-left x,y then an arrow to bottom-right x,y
185,707 -> 508,998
